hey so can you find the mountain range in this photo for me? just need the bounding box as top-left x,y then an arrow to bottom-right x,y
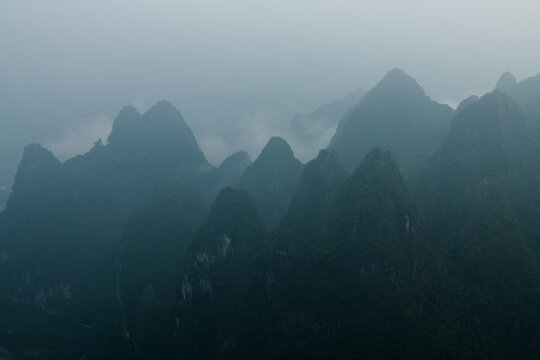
1,69 -> 540,359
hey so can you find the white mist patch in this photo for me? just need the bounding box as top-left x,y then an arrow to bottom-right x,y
239,108 -> 289,159
46,116 -> 112,161
238,108 -> 327,164
291,124 -> 337,162
199,134 -> 233,166
436,88 -> 492,110
438,98 -> 459,110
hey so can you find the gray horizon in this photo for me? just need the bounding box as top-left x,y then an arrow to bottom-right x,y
1,0 -> 539,171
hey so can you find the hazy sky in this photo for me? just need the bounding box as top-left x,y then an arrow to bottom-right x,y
1,0 -> 540,169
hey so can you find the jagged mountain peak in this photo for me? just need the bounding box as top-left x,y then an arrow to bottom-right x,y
6,144 -> 60,215
329,69 -> 453,177
452,90 -> 527,135
19,143 -> 60,167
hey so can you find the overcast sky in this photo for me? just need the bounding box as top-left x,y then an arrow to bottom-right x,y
1,0 -> 540,169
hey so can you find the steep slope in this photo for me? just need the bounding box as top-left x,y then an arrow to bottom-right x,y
4,144 -> 60,218
329,69 -> 454,177
238,137 -> 304,229
277,149 -> 346,249
414,91 -> 540,358
0,100 -> 213,355
415,90 -> 540,240
203,150 -> 252,201
117,183 -> 207,345
496,71 -> 540,134
162,187 -> 268,359
317,148 -> 436,358
261,149 -> 439,359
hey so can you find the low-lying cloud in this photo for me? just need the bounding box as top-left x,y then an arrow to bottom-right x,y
45,116 -> 112,161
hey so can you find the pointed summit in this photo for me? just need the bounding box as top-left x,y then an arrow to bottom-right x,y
107,105 -> 142,145
320,148 -> 429,356
278,149 -> 346,244
331,148 -> 419,231
329,69 -> 454,177
328,147 -> 424,253
7,144 -> 60,215
239,137 -> 304,229
259,136 -> 295,160
495,71 -> 517,92
107,100 -> 210,173
143,100 -> 183,121
167,187 -> 267,357
494,71 -> 540,136
373,68 -> 425,98
415,90 -> 539,234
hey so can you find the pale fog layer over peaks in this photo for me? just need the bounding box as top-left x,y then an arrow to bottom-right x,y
1,0 -> 540,171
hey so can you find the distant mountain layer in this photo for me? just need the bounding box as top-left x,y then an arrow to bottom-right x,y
289,88 -> 366,144
329,69 -> 454,177
496,71 -> 540,136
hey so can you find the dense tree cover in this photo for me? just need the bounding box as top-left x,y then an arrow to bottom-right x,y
329,68 -> 454,178
155,187 -> 270,359
414,90 -> 540,245
117,182 -> 207,348
2,70 -> 540,359
413,90 -> 540,357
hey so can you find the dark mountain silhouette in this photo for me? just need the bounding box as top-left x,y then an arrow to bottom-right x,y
277,149 -> 346,250
117,183 -> 207,347
319,148 -> 436,358
163,187 -> 268,359
414,90 -> 540,357
415,90 -> 540,240
0,100 -> 213,346
3,70 -> 540,360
